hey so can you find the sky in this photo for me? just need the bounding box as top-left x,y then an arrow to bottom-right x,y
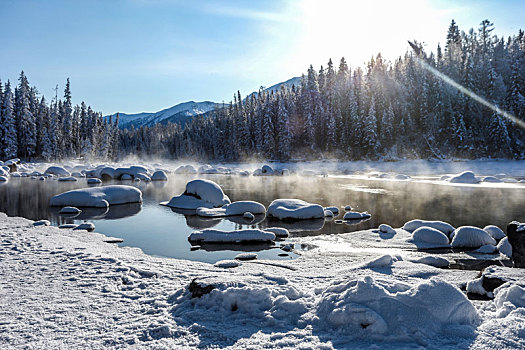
0,0 -> 524,115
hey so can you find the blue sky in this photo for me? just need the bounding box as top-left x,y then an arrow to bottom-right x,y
0,0 -> 524,115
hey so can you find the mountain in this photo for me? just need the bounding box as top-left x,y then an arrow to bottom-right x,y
108,77 -> 301,129
107,101 -> 219,129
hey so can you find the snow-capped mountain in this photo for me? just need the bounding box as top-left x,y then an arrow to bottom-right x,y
108,101 -> 219,129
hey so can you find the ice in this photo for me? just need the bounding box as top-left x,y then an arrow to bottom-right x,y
188,229 -> 276,243
343,211 -> 371,220
497,237 -> 512,257
378,224 -> 396,234
264,227 -> 289,238
403,219 -> 455,236
151,170 -> 168,181
164,179 -> 230,209
449,171 -> 479,184
267,199 -> 324,220
196,201 -> 265,217
410,226 -> 450,247
484,225 -> 506,240
44,166 -> 71,177
451,226 -> 497,248
59,206 -> 82,214
50,185 -> 142,208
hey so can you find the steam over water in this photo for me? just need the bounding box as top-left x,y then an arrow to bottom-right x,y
1,173 -> 525,263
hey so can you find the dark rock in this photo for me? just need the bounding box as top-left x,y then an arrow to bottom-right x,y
481,276 -> 506,292
189,278 -> 214,298
8,163 -> 18,173
507,221 -> 525,268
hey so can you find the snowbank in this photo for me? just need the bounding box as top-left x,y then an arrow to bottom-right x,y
449,171 -> 479,184
196,201 -> 265,217
267,199 -> 324,220
50,185 -> 142,208
164,179 -> 231,209
188,229 -> 276,243
451,226 -> 497,248
403,219 -> 455,236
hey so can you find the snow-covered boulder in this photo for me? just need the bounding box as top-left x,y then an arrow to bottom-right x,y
234,253 -> 257,261
411,256 -> 449,267
394,174 -> 411,180
449,171 -> 478,184
44,166 -> 71,177
73,222 -> 95,231
324,210 -> 334,218
175,165 -> 197,174
451,226 -> 497,248
99,167 -> 117,180
493,283 -> 525,317
316,276 -> 479,338
0,176 -> 7,182
50,185 -> 142,208
33,220 -> 51,227
151,170 -> 168,181
264,227 -> 289,238
196,201 -> 265,217
378,224 -> 396,235
58,176 -> 77,182
483,225 -> 506,241
214,260 -> 240,268
134,173 -> 151,182
412,227 -> 450,247
473,244 -> 498,254
165,179 -> 230,209
121,174 -> 133,180
324,206 -> 339,216
497,237 -> 512,258
87,178 -> 102,185
343,211 -> 371,220
0,167 -> 9,177
267,199 -> 324,220
59,206 -> 82,214
482,176 -> 502,183
188,229 -> 276,243
344,205 -> 353,211
403,219 -> 455,236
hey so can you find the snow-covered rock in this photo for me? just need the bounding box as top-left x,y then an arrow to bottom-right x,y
411,256 -> 449,267
59,206 -> 82,214
493,283 -> 525,318
151,170 -> 168,181
343,211 -> 371,220
243,212 -> 255,220
378,224 -> 396,234
234,253 -> 257,261
87,178 -> 102,185
121,174 -> 133,180
0,176 -> 7,182
165,179 -> 230,209
50,185 -> 142,208
175,165 -> 197,174
196,201 -> 265,217
267,199 -> 324,220
403,219 -> 455,236
412,227 -> 450,247
449,171 -> 478,184
483,225 -> 506,241
74,223 -> 95,231
324,206 -> 339,216
482,176 -> 502,183
324,210 -> 334,217
473,244 -> 498,254
497,237 -> 512,258
466,277 -> 493,298
264,227 -> 289,238
344,205 -> 353,211
58,176 -> 77,182
394,174 -> 411,180
451,226 -> 497,248
44,166 -> 71,177
214,260 -> 240,268
188,229 -> 275,243
32,220 -> 51,227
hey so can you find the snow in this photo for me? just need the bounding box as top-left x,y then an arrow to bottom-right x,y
243,212 -> 254,220
151,170 -> 168,181
175,165 -> 197,174
324,209 -> 334,217
482,176 -> 503,183
164,179 -> 231,209
378,224 -> 396,234
343,211 -> 371,220
235,253 -> 257,261
44,166 -> 71,177
484,225 -> 507,240
324,206 -> 340,216
196,201 -> 265,217
403,219 -> 455,236
74,222 -> 96,231
58,176 -> 77,182
267,199 -> 325,220
473,244 -> 498,254
411,256 -> 450,267
493,283 -> 525,318
497,237 -> 513,257
0,176 -> 7,182
451,226 -> 497,248
466,277 -> 493,298
188,229 -> 276,243
214,260 -> 241,268
412,227 -> 450,247
448,171 -> 479,184
50,185 -> 142,208
264,227 -> 289,238
59,206 -> 82,214
87,178 -> 102,184
344,205 -> 353,211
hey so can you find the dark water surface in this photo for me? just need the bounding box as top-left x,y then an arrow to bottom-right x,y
1,174 -> 525,263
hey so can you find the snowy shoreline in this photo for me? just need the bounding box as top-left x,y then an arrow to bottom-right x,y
1,212 -> 524,349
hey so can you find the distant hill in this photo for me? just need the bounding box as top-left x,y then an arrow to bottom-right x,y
107,77 -> 301,129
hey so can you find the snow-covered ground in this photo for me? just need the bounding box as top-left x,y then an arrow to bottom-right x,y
1,212 -> 524,349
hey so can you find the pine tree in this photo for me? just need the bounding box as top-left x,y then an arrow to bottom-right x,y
1,80 -> 17,159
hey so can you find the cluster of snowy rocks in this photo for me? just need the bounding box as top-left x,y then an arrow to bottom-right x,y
441,171 -> 525,184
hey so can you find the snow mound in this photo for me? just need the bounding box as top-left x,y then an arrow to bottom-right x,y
449,171 -> 478,184
264,227 -> 289,238
482,176 -> 502,183
253,165 -> 275,176
50,185 -> 142,208
362,254 -> 401,268
58,176 -> 77,182
165,179 -> 230,209
214,260 -> 240,268
324,210 -> 334,217
497,237 -> 512,258
74,223 -> 95,231
403,219 -> 455,236
343,211 -> 371,220
466,277 -> 492,298
196,201 -> 265,217
59,206 -> 82,214
451,226 -> 497,248
267,199 -> 324,220
395,174 -> 411,180
473,244 -> 498,254
44,166 -> 71,177
316,276 -> 479,339
0,176 -> 7,182
151,170 -> 168,181
378,224 -> 396,234
344,205 -> 353,211
494,283 -> 525,317
175,165 -> 197,174
188,229 -> 276,243
243,212 -> 254,220
235,253 -> 257,260
412,227 -> 450,247
87,178 -> 102,185
324,206 -> 339,216
411,256 -> 449,267
33,220 -> 50,227
483,225 -> 506,240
